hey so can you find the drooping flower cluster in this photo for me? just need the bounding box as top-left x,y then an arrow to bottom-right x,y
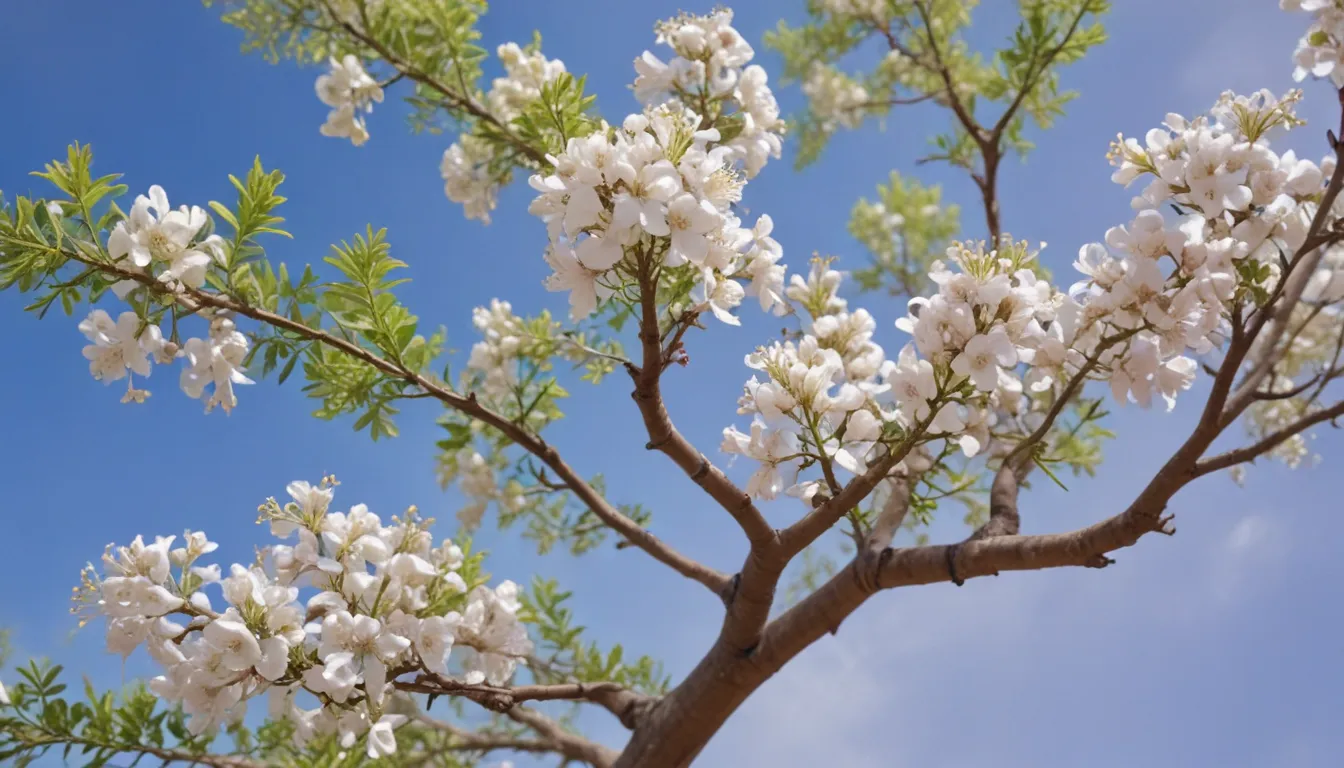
441,44 -> 569,224
180,315 -> 254,414
437,447 -> 526,532
74,479 -> 531,760
1285,0 -> 1344,86
74,185 -> 254,411
78,309 -> 173,400
315,55 -> 385,146
632,9 -> 785,178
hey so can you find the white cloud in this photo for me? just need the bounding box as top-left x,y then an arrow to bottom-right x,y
1208,514 -> 1290,604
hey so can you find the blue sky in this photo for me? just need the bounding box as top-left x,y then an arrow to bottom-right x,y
1,1 -> 1341,766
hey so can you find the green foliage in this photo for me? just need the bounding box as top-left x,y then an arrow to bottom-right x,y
521,578 -> 670,697
766,0 -> 1109,183
0,661 -> 223,768
503,71 -> 601,159
850,171 -> 962,297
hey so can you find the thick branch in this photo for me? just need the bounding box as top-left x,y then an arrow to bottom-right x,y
629,250 -> 774,557
64,253 -> 722,593
857,474 -> 913,592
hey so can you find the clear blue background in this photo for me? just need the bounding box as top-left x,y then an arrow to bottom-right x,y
1,1 -> 1341,765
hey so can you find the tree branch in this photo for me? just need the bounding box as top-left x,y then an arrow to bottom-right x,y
395,673 -> 652,730
1193,400 -> 1344,478
62,252 -> 723,594
318,0 -> 549,167
506,706 -> 620,768
628,246 -> 772,576
10,735 -> 257,768
410,716 -> 561,762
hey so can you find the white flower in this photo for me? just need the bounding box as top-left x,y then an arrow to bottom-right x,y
107,186 -> 211,290
543,244 -> 602,320
367,713 -> 407,759
79,310 -> 167,386
303,651 -> 360,703
315,55 -> 384,146
256,636 -> 290,681
203,618 -> 262,672
457,582 -> 532,686
664,193 -> 720,266
692,270 -> 746,325
886,343 -> 937,423
950,329 -> 1018,392
414,613 -> 461,676
441,137 -> 499,223
180,316 -> 253,413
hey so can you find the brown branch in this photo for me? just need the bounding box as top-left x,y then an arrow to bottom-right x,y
909,1 -> 987,149
629,246 -> 773,562
1193,400 -> 1344,478
413,716 -> 556,756
856,474 -> 913,592
13,735 -> 257,768
63,252 -> 723,594
395,673 -> 651,730
507,706 -> 620,768
1251,373 -> 1327,401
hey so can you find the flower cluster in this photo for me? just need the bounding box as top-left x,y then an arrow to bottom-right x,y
73,186 -> 255,411
1100,89 -> 1324,402
633,9 -> 785,178
820,0 -> 893,20
315,55 -> 385,146
467,299 -> 526,401
179,314 -> 254,414
1285,0 -> 1344,86
107,184 -> 222,297
441,44 -> 569,224
724,259 -> 898,502
73,479 -> 532,760
488,43 -> 569,122
723,83 -> 1332,504
438,448 -> 526,532
529,107 -> 783,322
802,64 -> 870,134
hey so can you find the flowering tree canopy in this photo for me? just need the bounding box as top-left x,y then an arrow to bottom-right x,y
3,0 -> 1344,766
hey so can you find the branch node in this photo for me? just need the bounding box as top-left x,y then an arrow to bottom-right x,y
690,456 -> 711,481
945,543 -> 965,587
718,572 -> 741,608
645,435 -> 673,451
1084,554 -> 1116,569
1156,514 -> 1177,536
